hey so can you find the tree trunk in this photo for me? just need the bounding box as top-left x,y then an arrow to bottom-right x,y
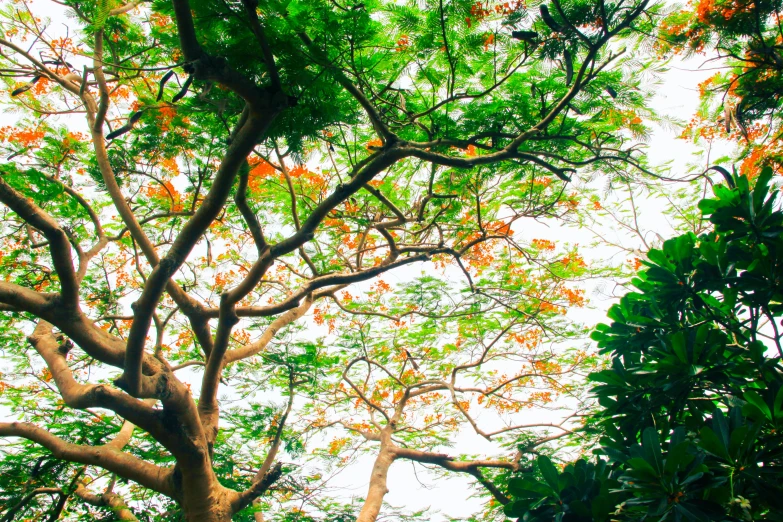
180,478 -> 238,522
182,499 -> 234,522
356,434 -> 396,522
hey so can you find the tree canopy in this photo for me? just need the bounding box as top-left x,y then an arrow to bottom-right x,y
0,0 -> 777,521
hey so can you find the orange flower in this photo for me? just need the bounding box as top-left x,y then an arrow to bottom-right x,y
483,33 -> 495,51
159,157 -> 179,174
0,126 -> 46,147
111,84 -> 131,100
31,76 -> 50,95
532,239 -> 556,251
149,13 -> 173,28
539,301 -> 564,314
289,165 -> 308,178
396,34 -> 410,52
561,287 -> 585,307
561,253 -> 587,268
157,105 -> 177,131
248,157 -> 276,191
143,180 -> 182,211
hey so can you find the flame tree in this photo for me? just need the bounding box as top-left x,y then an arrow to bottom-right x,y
0,0 -> 665,520
659,0 -> 783,177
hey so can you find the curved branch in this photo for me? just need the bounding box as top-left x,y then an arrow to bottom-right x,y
73,483 -> 139,521
26,321 -> 172,447
343,359 -> 391,424
224,293 -> 315,363
171,0 -> 271,106
241,0 -> 281,90
0,176 -> 79,307
393,446 -> 520,471
0,422 -> 174,497
109,1 -> 146,16
222,252 -> 434,319
0,487 -> 63,522
293,30 -> 394,142
122,114 -> 273,396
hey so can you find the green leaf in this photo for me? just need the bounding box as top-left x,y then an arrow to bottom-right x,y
537,455 -> 562,494
589,369 -> 626,386
591,493 -> 613,522
670,331 -> 688,363
752,167 -> 773,214
774,387 -> 783,420
712,409 -> 730,450
744,390 -> 772,421
507,477 -> 553,498
698,427 -> 731,461
642,427 -> 664,475
626,457 -> 659,478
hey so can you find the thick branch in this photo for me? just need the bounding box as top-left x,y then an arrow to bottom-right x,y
0,281 -> 53,314
0,176 -> 79,307
122,115 -> 273,396
26,321 -> 173,448
393,447 -> 519,471
171,0 -> 272,106
235,162 -> 267,252
232,462 -> 283,514
0,422 -> 173,497
80,28 -> 214,361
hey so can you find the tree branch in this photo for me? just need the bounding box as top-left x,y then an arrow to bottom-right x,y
0,176 -> 79,307
122,114 -> 274,396
224,293 -> 315,363
0,422 -> 174,497
0,487 -> 63,522
232,462 -> 283,514
73,482 -> 139,521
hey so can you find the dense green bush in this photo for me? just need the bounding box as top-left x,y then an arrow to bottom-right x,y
505,168 -> 783,521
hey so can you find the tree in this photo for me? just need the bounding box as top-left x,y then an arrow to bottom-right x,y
658,0 -> 783,177
504,168 -> 783,521
0,0 -> 663,520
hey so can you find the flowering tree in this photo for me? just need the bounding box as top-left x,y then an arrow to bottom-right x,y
659,0 -> 783,177
0,0 -> 664,520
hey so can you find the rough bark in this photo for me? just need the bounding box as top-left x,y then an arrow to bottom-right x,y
180,487 -> 238,522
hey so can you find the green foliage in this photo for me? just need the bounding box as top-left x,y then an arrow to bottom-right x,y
659,0 -> 783,126
0,0 -> 680,519
658,1 -> 783,177
506,456 -> 621,521
505,168 -> 783,521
